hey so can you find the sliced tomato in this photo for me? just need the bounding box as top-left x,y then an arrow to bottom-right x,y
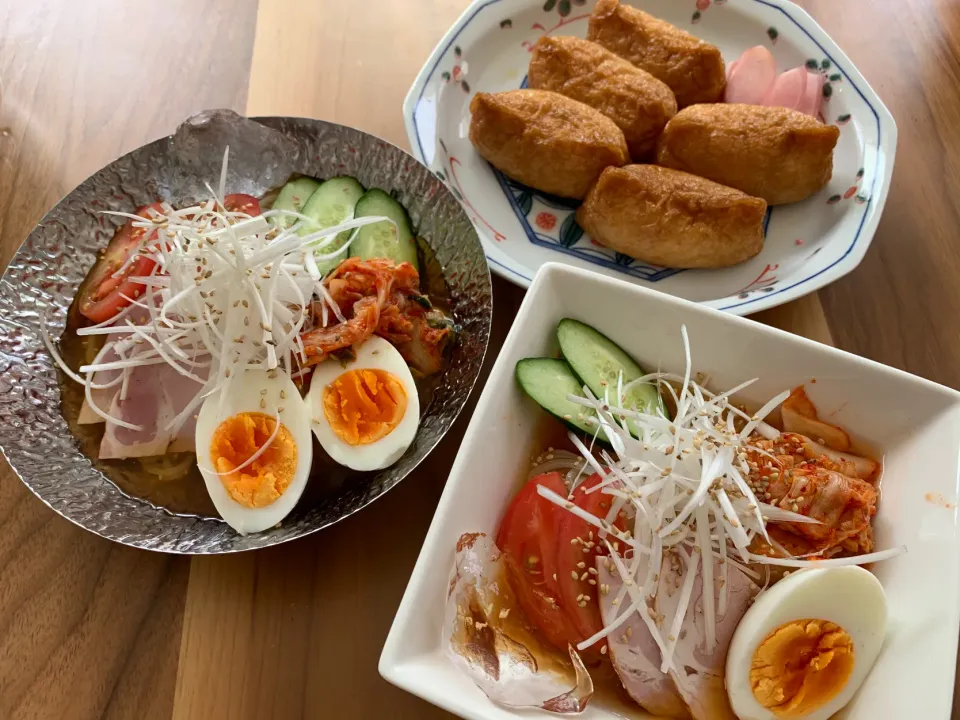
78,202 -> 163,323
555,473 -> 627,649
223,193 -> 261,216
497,473 -> 580,650
503,555 -> 580,652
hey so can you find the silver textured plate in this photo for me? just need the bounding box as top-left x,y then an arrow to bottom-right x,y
0,110 -> 492,553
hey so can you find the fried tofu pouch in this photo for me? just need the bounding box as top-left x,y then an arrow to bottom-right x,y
528,36 -> 677,160
587,0 -> 725,108
469,89 -> 629,199
576,165 -> 767,268
657,104 -> 841,205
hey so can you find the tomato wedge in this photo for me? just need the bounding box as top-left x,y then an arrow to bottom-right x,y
223,193 -> 261,216
555,473 -> 627,649
497,473 -> 580,651
78,202 -> 164,323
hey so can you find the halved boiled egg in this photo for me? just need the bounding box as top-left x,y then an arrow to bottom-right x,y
308,335 -> 419,471
195,369 -> 313,534
725,566 -> 887,720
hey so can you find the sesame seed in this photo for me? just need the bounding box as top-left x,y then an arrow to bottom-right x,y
577,562 -> 586,569
499,608 -> 510,619
600,645 -> 607,655
571,571 -> 579,580
580,572 -> 589,581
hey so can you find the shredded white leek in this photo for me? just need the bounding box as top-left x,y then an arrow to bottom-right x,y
531,324 -> 904,677
42,147 -> 398,438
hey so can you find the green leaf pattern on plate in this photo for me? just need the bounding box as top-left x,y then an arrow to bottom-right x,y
558,213 -> 583,247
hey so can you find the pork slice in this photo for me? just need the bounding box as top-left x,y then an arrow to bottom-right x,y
656,552 -> 758,720
597,556 -> 691,719
724,45 -> 777,105
762,66 -> 808,112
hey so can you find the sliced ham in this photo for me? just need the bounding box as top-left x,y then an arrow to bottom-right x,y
99,359 -> 207,459
99,363 -> 175,459
724,45 -> 777,105
77,309 -> 154,425
597,557 -> 691,719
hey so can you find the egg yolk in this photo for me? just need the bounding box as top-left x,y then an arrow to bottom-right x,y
210,412 -> 297,508
750,619 -> 855,717
322,368 -> 407,445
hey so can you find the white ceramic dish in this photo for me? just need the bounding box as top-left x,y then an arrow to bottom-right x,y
381,262 -> 960,719
402,0 -> 897,315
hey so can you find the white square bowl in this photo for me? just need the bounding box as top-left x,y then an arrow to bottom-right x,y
381,263 -> 960,720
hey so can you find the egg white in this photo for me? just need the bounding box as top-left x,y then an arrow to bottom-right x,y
308,335 -> 419,472
195,369 -> 313,535
725,566 -> 887,720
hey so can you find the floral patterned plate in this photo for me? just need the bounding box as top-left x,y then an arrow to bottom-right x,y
402,0 -> 897,315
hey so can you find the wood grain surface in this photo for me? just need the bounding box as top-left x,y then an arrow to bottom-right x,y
0,0 -> 956,718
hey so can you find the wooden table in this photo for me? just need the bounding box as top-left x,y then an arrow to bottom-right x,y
0,0 -> 956,717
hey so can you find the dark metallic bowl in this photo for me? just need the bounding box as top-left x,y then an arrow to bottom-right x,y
0,110 -> 491,553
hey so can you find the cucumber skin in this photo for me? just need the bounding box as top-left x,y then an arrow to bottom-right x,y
352,189 -> 419,269
515,358 -> 609,444
557,318 -> 666,420
271,178 -> 321,229
298,177 -> 365,234
299,177 -> 365,274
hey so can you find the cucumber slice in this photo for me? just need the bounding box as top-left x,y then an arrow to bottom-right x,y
516,358 -> 607,442
270,178 -> 320,230
352,189 -> 419,270
298,177 -> 366,275
557,319 -> 666,431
